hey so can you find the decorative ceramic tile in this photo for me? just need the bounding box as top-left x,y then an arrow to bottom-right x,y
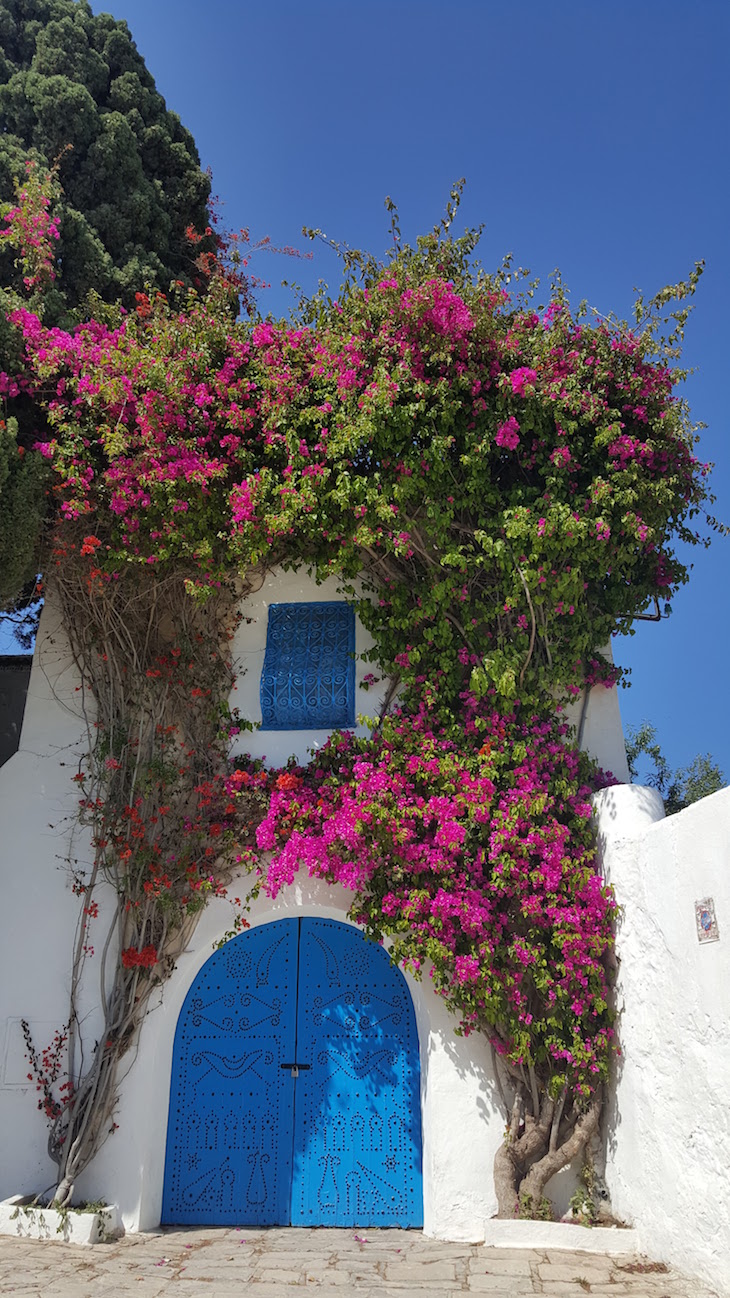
694,897 -> 719,944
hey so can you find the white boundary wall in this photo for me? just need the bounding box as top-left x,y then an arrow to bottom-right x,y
595,784 -> 730,1296
0,570 -> 631,1241
0,597 -> 109,1198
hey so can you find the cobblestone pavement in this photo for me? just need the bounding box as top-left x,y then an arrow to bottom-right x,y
0,1226 -> 721,1297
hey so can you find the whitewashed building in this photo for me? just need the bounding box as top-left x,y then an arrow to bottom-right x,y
0,569 -> 727,1294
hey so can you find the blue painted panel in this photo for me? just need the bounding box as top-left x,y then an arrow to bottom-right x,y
259,602 -> 355,730
162,919 -> 298,1225
290,918 -> 423,1227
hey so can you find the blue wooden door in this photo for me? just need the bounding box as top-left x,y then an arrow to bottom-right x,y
291,918 -> 423,1226
162,919 -> 299,1224
162,918 -> 422,1226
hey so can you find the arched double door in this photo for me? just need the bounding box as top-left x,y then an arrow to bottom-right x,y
162,917 -> 423,1226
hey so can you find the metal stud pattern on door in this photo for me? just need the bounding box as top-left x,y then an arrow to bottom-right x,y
162,921 -> 298,1225
290,918 -> 423,1226
162,918 -> 423,1227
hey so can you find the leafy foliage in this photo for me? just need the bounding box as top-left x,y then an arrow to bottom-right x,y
0,0 -> 213,317
626,721 -> 726,813
254,700 -> 617,1099
1,180 -> 715,1212
0,0 -> 213,615
9,216 -> 710,706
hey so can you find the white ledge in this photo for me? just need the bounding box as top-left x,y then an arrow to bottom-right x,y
483,1219 -> 640,1253
0,1196 -> 121,1245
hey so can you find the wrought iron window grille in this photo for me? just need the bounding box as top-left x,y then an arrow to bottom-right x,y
260,601 -> 356,730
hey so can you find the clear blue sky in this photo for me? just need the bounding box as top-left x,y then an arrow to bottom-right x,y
16,0 -> 730,778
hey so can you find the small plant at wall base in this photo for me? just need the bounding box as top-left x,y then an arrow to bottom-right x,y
1,171 -> 716,1215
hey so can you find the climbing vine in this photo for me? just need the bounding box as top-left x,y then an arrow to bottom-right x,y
1,174 -> 713,1213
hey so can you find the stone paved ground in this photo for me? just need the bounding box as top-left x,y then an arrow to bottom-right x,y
0,1227 -> 721,1298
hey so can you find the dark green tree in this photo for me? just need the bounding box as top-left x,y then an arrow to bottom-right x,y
0,0 -> 215,619
0,0 -> 213,317
626,721 -> 726,813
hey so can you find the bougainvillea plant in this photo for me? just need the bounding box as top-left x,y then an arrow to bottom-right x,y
0,174 -> 713,1214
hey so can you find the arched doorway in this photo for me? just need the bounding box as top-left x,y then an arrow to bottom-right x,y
162,917 -> 423,1226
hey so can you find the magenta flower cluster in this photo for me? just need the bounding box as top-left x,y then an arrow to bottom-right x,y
249,694 -> 618,1096
0,161 -> 60,291
2,199 -> 710,1113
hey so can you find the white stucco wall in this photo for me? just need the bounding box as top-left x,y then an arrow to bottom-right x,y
0,580 -> 504,1240
0,574 -> 635,1242
595,784 -> 730,1297
0,598 -> 113,1197
563,644 -> 630,784
78,879 -> 504,1241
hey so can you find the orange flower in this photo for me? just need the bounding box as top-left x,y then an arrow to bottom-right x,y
276,772 -> 302,792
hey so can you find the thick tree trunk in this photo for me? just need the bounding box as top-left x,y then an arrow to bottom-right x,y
494,1142 -> 520,1217
513,1099 -> 554,1171
518,1093 -> 602,1206
491,1072 -> 603,1220
54,1177 -> 74,1208
493,1089 -> 557,1218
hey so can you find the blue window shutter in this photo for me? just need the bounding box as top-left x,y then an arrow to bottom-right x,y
260,602 -> 355,730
